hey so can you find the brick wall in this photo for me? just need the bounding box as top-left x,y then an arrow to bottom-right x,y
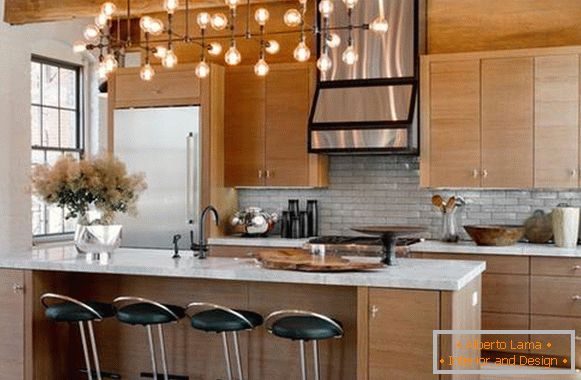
237,156 -> 575,239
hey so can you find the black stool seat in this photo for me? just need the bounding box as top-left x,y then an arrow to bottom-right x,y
190,309 -> 263,332
271,316 -> 343,341
116,303 -> 185,325
45,301 -> 115,322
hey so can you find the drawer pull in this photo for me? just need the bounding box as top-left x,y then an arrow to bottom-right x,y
572,295 -> 581,301
573,265 -> 581,271
576,336 -> 581,341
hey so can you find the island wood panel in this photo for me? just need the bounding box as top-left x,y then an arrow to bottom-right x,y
210,245 -> 303,258
265,64 -> 312,187
531,276 -> 581,318
531,257 -> 581,277
427,0 -> 581,54
482,274 -> 529,315
481,312 -> 530,354
0,269 -> 25,380
427,60 -> 481,188
481,57 -> 534,188
224,67 -> 266,187
534,54 -> 580,188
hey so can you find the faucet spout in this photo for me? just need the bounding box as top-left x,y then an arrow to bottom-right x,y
192,205 -> 220,259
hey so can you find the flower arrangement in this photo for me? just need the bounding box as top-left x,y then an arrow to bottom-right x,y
31,154 -> 147,225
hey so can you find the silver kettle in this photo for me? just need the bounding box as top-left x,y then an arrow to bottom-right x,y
231,207 -> 278,237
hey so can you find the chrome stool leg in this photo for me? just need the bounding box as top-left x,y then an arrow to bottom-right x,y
79,321 -> 94,380
313,341 -> 320,380
158,325 -> 169,380
299,340 -> 307,380
146,325 -> 158,378
87,321 -> 103,380
221,332 -> 234,380
232,331 -> 244,380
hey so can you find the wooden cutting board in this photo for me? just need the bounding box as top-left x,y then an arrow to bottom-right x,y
254,250 -> 385,272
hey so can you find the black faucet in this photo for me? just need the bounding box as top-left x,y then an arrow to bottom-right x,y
191,205 -> 219,259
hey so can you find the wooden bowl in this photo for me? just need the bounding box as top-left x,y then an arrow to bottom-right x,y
464,225 -> 525,246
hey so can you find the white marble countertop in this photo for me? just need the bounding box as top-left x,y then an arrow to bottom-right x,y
208,236 -> 309,248
0,246 -> 485,291
411,240 -> 581,258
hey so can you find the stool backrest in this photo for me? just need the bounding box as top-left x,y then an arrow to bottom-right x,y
40,293 -> 106,321
112,296 -> 181,322
264,309 -> 344,338
185,302 -> 254,330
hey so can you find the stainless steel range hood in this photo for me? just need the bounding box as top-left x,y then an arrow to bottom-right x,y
309,0 -> 422,154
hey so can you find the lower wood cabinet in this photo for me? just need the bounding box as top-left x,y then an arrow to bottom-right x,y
482,274 -> 529,314
0,269 -> 26,380
531,276 -> 581,317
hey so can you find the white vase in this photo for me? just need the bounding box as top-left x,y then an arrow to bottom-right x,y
552,207 -> 579,248
74,224 -> 123,254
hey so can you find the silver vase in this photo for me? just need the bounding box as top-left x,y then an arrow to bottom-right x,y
74,224 -> 123,255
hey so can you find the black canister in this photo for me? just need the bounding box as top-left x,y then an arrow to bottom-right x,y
306,200 -> 319,237
280,211 -> 291,238
290,217 -> 301,239
299,211 -> 309,238
288,199 -> 300,219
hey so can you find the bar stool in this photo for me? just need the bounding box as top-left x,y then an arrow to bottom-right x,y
113,297 -> 185,380
186,302 -> 263,380
265,310 -> 344,380
41,293 -> 116,380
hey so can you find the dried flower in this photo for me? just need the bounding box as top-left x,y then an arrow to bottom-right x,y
31,154 -> 147,225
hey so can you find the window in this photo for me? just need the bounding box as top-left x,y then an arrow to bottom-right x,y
31,56 -> 83,238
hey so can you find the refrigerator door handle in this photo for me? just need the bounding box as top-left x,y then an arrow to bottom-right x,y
186,133 -> 197,224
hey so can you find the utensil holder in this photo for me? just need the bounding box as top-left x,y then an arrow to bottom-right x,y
440,210 -> 459,243
553,207 -> 580,248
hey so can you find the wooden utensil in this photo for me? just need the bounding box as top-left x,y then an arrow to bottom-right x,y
445,196 -> 456,213
432,195 -> 445,212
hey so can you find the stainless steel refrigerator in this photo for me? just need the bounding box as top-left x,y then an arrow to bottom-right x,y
114,106 -> 201,249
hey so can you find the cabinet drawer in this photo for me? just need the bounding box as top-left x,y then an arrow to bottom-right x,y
415,253 -> 528,274
531,257 -> 581,277
482,312 -> 530,353
531,315 -> 580,358
483,274 -> 529,314
115,67 -> 200,108
532,276 -> 581,317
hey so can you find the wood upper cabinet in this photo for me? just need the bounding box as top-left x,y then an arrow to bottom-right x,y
428,60 -> 481,187
534,55 -> 580,188
225,63 -> 328,188
481,57 -> 534,188
0,269 -> 25,380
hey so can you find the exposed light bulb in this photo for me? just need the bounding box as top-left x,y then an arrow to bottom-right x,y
318,0 -> 334,17
224,0 -> 238,9
370,17 -> 389,33
73,41 -> 87,53
100,2 -> 117,17
254,8 -> 270,25
164,0 -> 179,14
97,62 -> 108,79
83,24 -> 100,42
95,13 -> 108,29
342,45 -> 359,65
283,9 -> 302,27
224,45 -> 241,66
293,41 -> 311,62
208,42 -> 222,56
342,0 -> 359,9
139,16 -> 153,31
162,50 -> 178,68
265,40 -> 280,55
195,60 -> 210,78
140,64 -> 155,81
211,13 -> 228,31
254,58 -> 270,76
154,46 -> 168,59
147,18 -> 165,35
327,33 -> 341,48
197,12 -> 210,29
103,54 -> 118,73
317,53 -> 333,72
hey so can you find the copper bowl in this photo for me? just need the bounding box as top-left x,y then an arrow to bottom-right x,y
464,225 -> 525,246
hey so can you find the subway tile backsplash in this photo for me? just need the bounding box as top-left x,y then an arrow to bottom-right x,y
237,156 -> 578,239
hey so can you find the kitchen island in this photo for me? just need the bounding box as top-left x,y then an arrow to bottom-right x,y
0,246 -> 484,380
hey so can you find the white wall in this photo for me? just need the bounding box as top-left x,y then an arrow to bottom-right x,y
0,1 -> 95,252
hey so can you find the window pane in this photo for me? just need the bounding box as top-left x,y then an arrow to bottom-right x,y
32,196 -> 45,235
46,150 -> 62,165
31,149 -> 45,166
60,110 -> 77,148
41,108 -> 59,147
42,64 -> 59,107
64,215 -> 78,233
31,106 -> 41,146
60,68 -> 77,108
46,205 -> 64,234
31,62 -> 41,104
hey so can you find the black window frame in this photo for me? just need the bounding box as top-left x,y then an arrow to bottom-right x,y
31,55 -> 84,239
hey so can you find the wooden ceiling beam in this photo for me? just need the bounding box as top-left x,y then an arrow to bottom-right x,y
3,0 -> 285,25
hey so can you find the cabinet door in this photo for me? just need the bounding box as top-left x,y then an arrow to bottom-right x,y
429,60 -> 481,187
368,288 -> 439,380
0,270 -> 25,379
265,65 -> 312,187
534,55 -> 579,188
224,69 -> 266,187
482,57 -> 534,188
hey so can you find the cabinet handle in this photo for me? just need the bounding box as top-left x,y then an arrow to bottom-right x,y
482,169 -> 488,178
472,169 -> 479,179
573,265 -> 581,271
572,295 -> 581,301
571,169 -> 577,178
258,170 -> 263,179
370,305 -> 379,318
575,336 -> 581,341
266,170 -> 273,179
12,283 -> 24,294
